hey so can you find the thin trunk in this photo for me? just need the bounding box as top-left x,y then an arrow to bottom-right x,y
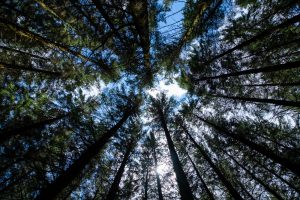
186,153 -> 215,200
0,19 -> 111,72
92,0 -> 125,44
158,108 -> 194,200
70,1 -> 104,35
204,13 -> 300,65
143,166 -> 149,200
105,144 -> 133,200
150,132 -> 164,200
226,153 -> 285,200
34,0 -> 75,30
210,94 -> 300,108
170,2 -> 208,63
253,158 -> 300,194
128,0 -> 151,80
0,45 -> 49,61
196,115 -> 300,177
182,125 -> 242,199
241,81 -> 300,87
0,61 -> 61,76
36,111 -> 132,200
197,60 -> 300,81
0,113 -> 67,143
237,180 -> 255,200
233,37 -> 300,63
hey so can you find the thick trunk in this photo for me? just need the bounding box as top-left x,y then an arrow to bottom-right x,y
0,114 -> 67,143
105,144 -> 133,200
186,153 -> 215,200
158,109 -> 194,200
150,132 -> 164,200
196,115 -> 300,177
210,94 -> 300,108
36,111 -> 132,200
197,60 -> 300,81
204,13 -> 300,65
182,126 -> 242,200
226,153 -> 284,200
0,61 -> 61,76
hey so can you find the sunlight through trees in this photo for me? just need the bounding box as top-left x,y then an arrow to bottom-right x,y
0,0 -> 299,199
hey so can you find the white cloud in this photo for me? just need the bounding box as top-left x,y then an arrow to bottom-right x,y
147,80 -> 186,98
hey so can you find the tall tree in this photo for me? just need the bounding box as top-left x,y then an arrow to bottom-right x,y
148,94 -> 194,200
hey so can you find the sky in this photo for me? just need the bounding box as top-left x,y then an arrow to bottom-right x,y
84,1 -> 188,100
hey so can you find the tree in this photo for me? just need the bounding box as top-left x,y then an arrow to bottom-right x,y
148,94 -> 194,200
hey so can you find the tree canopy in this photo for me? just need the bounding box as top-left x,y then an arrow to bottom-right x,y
1,0 -> 299,199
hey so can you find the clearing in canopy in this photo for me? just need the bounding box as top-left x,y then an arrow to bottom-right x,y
1,0 -> 300,199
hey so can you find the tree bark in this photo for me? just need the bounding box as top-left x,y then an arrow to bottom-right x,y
158,108 -> 194,200
196,115 -> 300,177
210,94 -> 300,108
36,110 -> 132,200
226,152 -> 285,200
150,132 -> 164,200
186,153 -> 215,200
105,143 -> 133,200
0,113 -> 67,143
197,60 -> 300,81
204,13 -> 300,65
182,125 -> 243,199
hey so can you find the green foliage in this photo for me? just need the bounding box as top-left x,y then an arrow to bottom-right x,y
0,0 -> 299,199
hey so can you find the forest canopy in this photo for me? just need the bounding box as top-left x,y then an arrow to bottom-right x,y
0,0 -> 300,199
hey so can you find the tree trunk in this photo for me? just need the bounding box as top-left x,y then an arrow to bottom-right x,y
182,125 -> 243,199
0,45 -> 49,61
91,0 -> 125,44
204,13 -> 300,65
34,0 -> 75,30
0,61 -> 61,76
226,152 -> 285,200
143,166 -> 149,200
237,180 -> 255,200
105,143 -> 133,200
0,113 -> 68,143
36,110 -> 132,200
241,81 -> 300,87
253,157 -> 300,194
197,60 -> 300,81
210,94 -> 300,108
195,115 -> 300,177
128,0 -> 152,83
158,108 -> 194,200
0,18 -> 111,73
150,132 -> 164,200
186,153 -> 215,200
